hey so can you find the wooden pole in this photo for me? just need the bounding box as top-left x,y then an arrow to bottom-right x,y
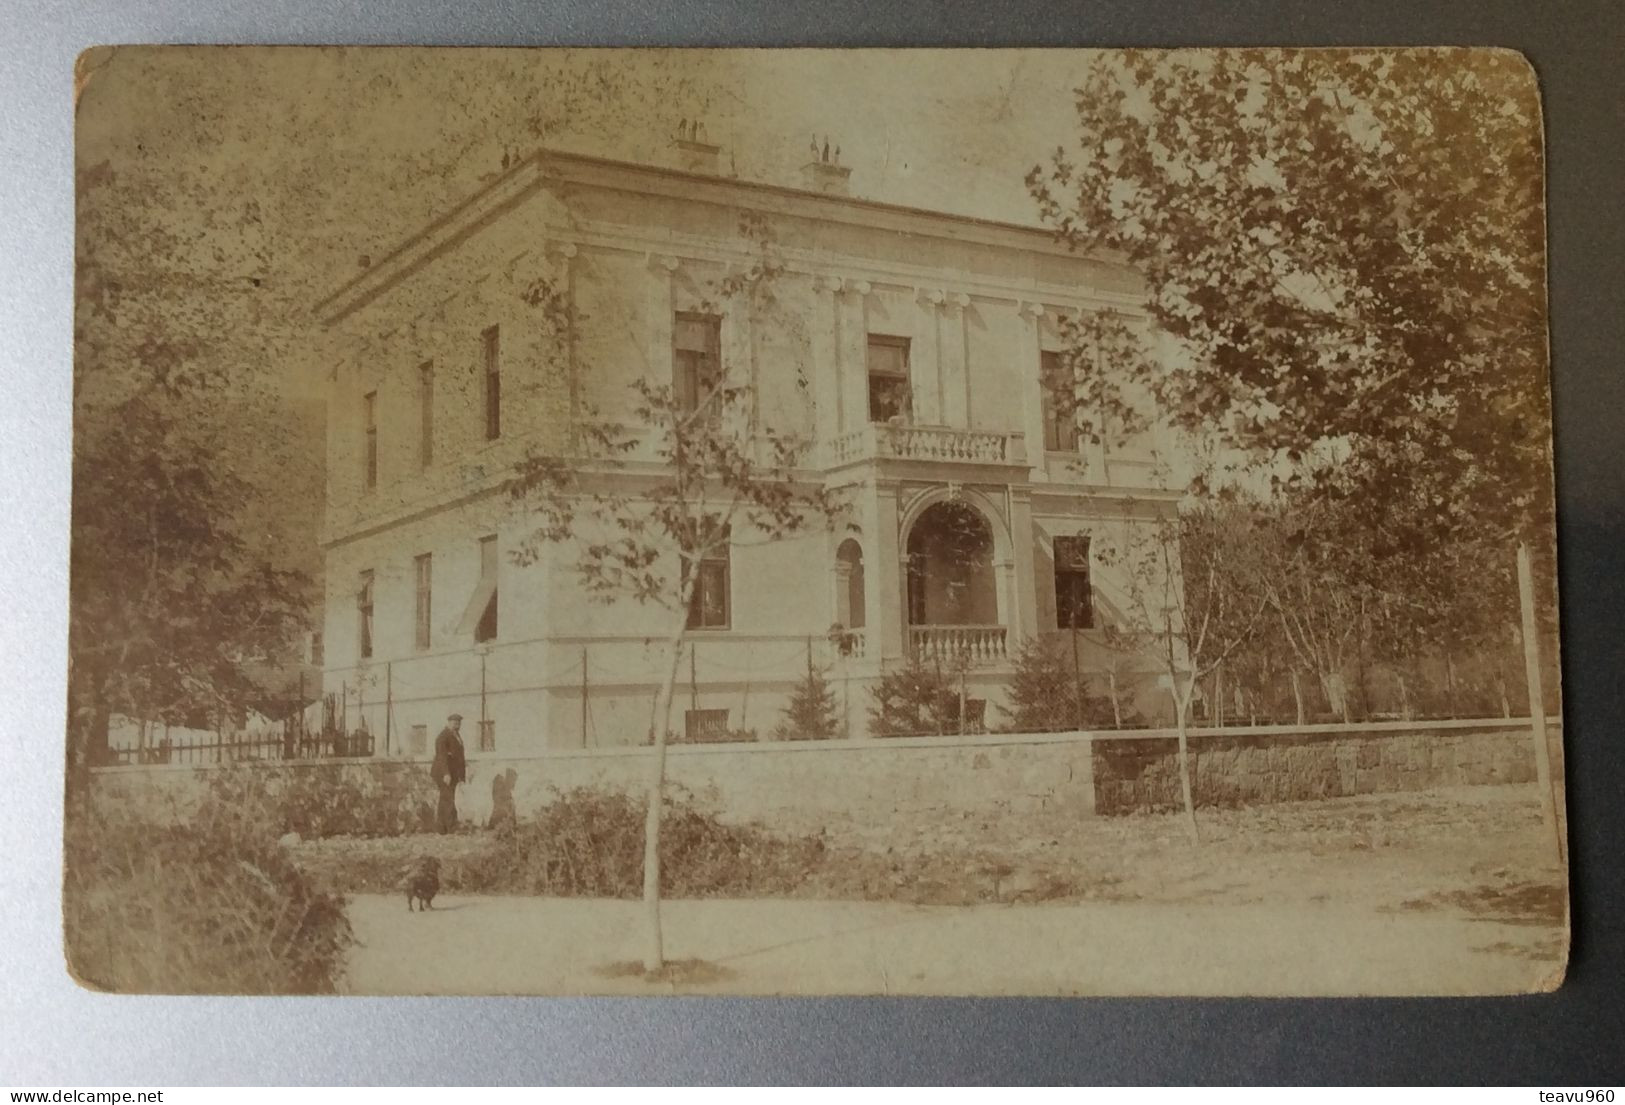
1071,624 -> 1084,733
480,649 -> 488,749
385,661 -> 394,757
581,646 -> 589,746
689,643 -> 698,713
1517,542 -> 1563,863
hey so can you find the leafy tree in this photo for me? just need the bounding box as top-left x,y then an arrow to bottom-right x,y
1029,49 -> 1551,550
776,664 -> 841,741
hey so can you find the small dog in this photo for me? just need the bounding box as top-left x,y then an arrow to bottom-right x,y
403,855 -> 442,912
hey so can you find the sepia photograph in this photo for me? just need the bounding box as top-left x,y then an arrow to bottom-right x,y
67,45 -> 1566,997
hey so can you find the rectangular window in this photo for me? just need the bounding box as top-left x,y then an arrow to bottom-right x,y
1054,535 -> 1094,630
414,553 -> 433,651
418,361 -> 435,467
867,336 -> 911,424
362,391 -> 378,489
309,631 -> 324,667
357,570 -> 375,659
686,528 -> 731,630
1040,350 -> 1079,452
409,724 -> 428,756
478,719 -> 496,752
673,313 -> 722,414
482,325 -> 502,441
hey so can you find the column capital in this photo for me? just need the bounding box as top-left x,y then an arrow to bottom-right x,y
546,241 -> 579,260
648,252 -> 681,274
917,287 -> 946,307
1018,299 -> 1046,321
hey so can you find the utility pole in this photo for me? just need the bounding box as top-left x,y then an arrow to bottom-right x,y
1516,542 -> 1563,864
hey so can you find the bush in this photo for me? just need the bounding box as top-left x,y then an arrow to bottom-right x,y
64,802 -> 351,994
203,762 -> 437,838
775,666 -> 841,740
460,786 -> 828,898
1005,635 -> 1123,733
868,657 -> 963,736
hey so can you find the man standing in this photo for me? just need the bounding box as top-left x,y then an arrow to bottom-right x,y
431,713 -> 467,834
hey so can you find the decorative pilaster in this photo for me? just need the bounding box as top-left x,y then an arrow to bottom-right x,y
838,280 -> 873,434
811,275 -> 846,442
1018,300 -> 1048,479
914,287 -> 946,425
941,292 -> 971,429
647,253 -> 681,389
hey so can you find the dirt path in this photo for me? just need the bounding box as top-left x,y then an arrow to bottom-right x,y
342,892 -> 1563,997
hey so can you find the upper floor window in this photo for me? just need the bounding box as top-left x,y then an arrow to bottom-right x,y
687,527 -> 731,630
867,336 -> 911,424
673,313 -> 722,415
362,390 -> 378,489
418,361 -> 435,467
482,325 -> 502,441
414,553 -> 433,651
1054,535 -> 1094,630
357,569 -> 375,659
1040,350 -> 1079,453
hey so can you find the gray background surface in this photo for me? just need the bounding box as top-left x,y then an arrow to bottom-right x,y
3,0 -> 1622,1085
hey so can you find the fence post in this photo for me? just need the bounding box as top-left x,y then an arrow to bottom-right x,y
1516,542 -> 1563,864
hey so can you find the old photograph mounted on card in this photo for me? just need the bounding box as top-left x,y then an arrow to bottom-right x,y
67,46 -> 1565,996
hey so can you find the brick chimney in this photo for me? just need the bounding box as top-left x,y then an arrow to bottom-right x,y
800,134 -> 850,195
672,118 -> 722,174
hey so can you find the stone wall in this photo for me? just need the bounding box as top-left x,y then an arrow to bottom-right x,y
87,717 -> 1555,828
1089,719 -> 1559,815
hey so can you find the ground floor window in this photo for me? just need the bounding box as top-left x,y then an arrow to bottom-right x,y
1054,534 -> 1094,629
687,531 -> 731,630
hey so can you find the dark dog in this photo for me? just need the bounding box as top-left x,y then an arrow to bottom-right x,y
403,855 -> 441,912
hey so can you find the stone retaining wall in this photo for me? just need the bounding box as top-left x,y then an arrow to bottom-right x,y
88,718 -> 1556,828
1090,720 -> 1559,815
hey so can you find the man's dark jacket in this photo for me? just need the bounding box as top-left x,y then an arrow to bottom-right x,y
431,726 -> 467,786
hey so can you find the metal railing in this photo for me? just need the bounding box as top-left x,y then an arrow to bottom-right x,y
101,728 -> 376,767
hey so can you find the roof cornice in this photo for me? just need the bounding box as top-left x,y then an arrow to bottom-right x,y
313,158 -> 548,326
315,148 -> 1129,328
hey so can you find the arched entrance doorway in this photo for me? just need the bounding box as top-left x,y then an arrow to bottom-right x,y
905,500 -> 1006,663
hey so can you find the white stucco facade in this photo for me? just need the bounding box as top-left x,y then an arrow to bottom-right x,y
313,145 -> 1180,753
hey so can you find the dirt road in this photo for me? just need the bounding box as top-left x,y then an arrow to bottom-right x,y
342,891 -> 1563,997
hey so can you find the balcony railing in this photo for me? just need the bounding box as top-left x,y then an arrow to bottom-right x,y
830,628 -> 868,660
823,424 -> 1026,468
909,624 -> 1009,667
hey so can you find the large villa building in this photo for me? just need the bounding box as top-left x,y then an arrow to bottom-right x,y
312,135 -> 1179,753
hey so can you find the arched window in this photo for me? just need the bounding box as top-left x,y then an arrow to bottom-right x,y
905,501 -> 997,626
835,539 -> 865,629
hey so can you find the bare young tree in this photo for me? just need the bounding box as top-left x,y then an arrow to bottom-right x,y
1099,499 -> 1265,842
511,358 -> 835,974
